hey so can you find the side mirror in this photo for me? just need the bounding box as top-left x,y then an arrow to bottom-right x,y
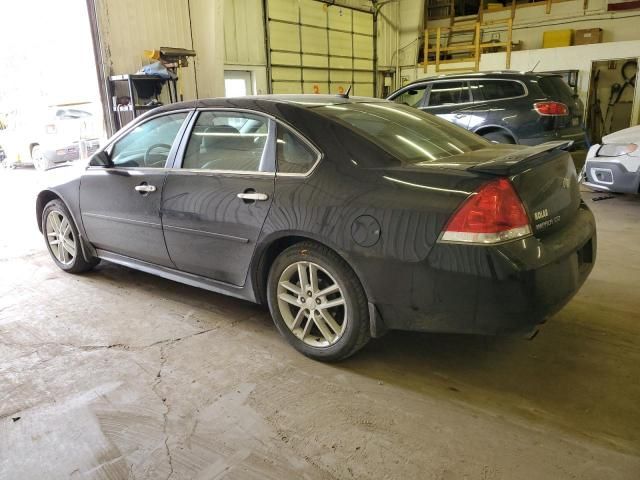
88,150 -> 111,167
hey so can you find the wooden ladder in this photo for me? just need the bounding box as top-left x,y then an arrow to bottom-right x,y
424,0 -> 514,74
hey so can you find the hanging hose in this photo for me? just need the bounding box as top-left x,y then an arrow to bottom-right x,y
602,60 -> 637,135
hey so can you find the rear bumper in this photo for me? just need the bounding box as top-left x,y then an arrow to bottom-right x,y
375,203 -> 596,335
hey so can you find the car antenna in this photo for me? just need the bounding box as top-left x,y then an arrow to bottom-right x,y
528,60 -> 540,73
338,85 -> 352,98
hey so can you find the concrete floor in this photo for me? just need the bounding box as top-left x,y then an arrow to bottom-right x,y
1,167 -> 639,480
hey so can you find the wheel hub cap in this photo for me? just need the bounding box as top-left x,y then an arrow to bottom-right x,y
45,210 -> 76,266
276,261 -> 347,347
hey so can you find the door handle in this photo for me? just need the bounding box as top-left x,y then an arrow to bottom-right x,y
237,192 -> 269,201
454,113 -> 466,119
134,184 -> 156,193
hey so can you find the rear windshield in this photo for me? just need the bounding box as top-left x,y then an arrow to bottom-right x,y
538,76 -> 574,100
316,102 -> 488,164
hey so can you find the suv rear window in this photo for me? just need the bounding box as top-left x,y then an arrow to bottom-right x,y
538,76 -> 574,100
471,80 -> 525,101
316,102 -> 488,164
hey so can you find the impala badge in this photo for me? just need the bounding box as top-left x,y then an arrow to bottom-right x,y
561,176 -> 571,189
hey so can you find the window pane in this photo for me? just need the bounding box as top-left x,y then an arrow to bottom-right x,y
111,113 -> 188,168
317,102 -> 487,164
392,86 -> 427,108
183,112 -> 269,171
427,81 -> 469,106
277,126 -> 317,174
472,80 -> 525,101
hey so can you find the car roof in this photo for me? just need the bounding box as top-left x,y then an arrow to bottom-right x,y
400,70 -> 560,87
153,95 -> 388,113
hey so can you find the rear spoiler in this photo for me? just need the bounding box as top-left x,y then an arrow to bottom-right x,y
469,140 -> 573,176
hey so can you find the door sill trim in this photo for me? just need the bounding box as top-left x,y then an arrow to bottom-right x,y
95,250 -> 253,302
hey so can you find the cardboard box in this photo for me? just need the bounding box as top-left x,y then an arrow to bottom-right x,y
543,29 -> 574,48
575,28 -> 603,45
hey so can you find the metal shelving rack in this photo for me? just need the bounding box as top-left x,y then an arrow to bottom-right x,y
109,74 -> 178,130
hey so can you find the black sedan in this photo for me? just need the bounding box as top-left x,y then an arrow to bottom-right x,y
36,95 -> 596,361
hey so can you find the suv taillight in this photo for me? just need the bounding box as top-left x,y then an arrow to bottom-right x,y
533,101 -> 568,116
439,178 -> 531,244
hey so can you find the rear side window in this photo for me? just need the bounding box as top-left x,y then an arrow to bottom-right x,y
427,81 -> 470,107
182,111 -> 269,171
276,125 -> 318,174
538,76 -> 574,100
471,80 -> 525,101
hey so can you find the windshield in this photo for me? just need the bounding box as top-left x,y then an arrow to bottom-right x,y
316,102 -> 488,164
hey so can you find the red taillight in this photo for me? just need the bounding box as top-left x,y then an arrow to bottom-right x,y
440,178 -> 531,244
533,101 -> 568,116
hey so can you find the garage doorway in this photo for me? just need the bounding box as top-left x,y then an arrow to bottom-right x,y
586,58 -> 638,143
224,71 -> 253,97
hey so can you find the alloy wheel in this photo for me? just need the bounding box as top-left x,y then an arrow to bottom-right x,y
45,210 -> 76,265
277,261 -> 347,347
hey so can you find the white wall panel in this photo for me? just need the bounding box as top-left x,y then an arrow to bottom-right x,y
191,0 -> 225,98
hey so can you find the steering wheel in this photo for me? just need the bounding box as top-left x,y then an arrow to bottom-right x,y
144,143 -> 172,167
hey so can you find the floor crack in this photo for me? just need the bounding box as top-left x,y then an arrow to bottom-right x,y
153,343 -> 174,480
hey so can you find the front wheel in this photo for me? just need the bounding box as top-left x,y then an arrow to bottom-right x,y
267,241 -> 370,361
42,199 -> 99,273
32,145 -> 52,171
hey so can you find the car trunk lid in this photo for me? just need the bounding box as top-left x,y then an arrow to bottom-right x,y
469,141 -> 581,237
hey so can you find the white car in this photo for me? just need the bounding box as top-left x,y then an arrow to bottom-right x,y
582,125 -> 640,194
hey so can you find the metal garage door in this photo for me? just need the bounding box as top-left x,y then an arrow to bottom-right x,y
267,0 -> 374,96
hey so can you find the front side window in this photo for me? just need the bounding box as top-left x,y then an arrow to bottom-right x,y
110,112 -> 188,168
391,85 -> 427,108
276,125 -> 318,174
182,111 -> 269,171
427,81 -> 470,107
471,80 -> 525,101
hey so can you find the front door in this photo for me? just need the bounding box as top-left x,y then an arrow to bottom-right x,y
80,111 -> 191,266
162,110 -> 275,286
422,80 -> 473,130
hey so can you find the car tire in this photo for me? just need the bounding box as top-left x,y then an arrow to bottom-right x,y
32,145 -> 52,171
267,241 -> 370,361
482,131 -> 516,144
42,199 -> 99,273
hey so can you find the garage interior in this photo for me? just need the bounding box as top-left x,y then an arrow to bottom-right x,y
1,0 -> 640,479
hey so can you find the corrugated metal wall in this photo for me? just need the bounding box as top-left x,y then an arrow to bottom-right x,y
94,0 -> 198,100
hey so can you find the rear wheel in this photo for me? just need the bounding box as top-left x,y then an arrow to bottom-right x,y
267,241 -> 370,361
42,199 -> 99,273
482,131 -> 516,144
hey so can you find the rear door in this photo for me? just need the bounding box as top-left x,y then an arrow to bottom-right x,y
80,111 -> 191,266
467,79 -> 527,131
422,80 -> 473,130
162,110 -> 275,286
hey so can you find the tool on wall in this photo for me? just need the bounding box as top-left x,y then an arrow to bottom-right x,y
602,60 -> 636,135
